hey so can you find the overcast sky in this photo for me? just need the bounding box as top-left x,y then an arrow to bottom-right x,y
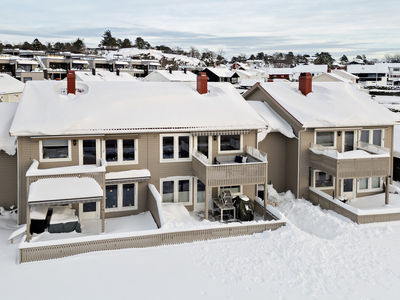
1,0 -> 399,60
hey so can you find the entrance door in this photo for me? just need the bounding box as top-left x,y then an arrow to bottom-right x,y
194,178 -> 206,211
343,131 -> 356,152
79,139 -> 101,220
342,179 -> 355,199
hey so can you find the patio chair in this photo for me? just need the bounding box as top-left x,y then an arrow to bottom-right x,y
219,190 -> 234,207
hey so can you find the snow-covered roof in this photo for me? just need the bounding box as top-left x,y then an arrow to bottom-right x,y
268,68 -> 293,75
240,79 -> 263,87
347,64 -> 392,74
10,81 -> 267,136
332,69 -> 358,79
256,82 -> 400,128
105,169 -> 151,180
205,67 -> 236,78
28,177 -> 103,203
74,70 -> 137,82
17,60 -> 38,65
26,159 -> 106,177
143,70 -> 197,82
0,73 -> 25,95
313,72 -> 352,84
0,102 -> 18,155
72,60 -> 89,65
247,101 -> 295,138
293,65 -> 327,73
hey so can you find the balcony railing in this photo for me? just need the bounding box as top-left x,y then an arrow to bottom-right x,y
192,146 -> 268,187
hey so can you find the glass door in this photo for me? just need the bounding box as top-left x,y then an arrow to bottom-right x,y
194,178 -> 206,211
342,179 -> 355,199
343,131 -> 355,152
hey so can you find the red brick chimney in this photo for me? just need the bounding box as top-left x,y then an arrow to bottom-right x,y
197,72 -> 208,94
299,72 -> 312,96
67,70 -> 76,95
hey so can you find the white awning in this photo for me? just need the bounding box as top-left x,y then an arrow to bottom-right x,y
115,61 -> 129,65
28,177 -> 103,206
17,60 -> 38,65
105,169 -> 151,184
73,60 -> 89,65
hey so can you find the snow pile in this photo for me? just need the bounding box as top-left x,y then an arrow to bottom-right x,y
0,102 -> 18,155
0,73 -> 24,94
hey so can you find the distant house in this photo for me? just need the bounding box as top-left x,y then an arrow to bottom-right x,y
346,63 -> 400,85
0,73 -> 25,102
74,70 -> 137,82
312,72 -> 353,84
231,62 -> 249,70
202,67 -> 240,84
268,68 -> 293,80
0,102 -> 18,210
331,70 -> 359,84
292,65 -> 327,81
143,69 -> 197,82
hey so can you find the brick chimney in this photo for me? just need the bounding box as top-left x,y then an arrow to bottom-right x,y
197,72 -> 208,94
67,70 -> 76,95
299,72 -> 312,96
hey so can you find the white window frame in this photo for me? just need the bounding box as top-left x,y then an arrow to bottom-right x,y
105,182 -> 139,212
79,139 -> 101,166
160,134 -> 192,163
314,131 -> 336,149
218,135 -> 243,154
218,185 -> 243,196
160,176 -> 193,206
102,138 -> 138,165
357,177 -> 383,193
39,139 -> 72,162
359,129 -> 384,146
312,170 -> 335,190
193,136 -> 212,163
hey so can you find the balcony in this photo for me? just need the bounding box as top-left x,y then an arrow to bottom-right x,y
309,142 -> 391,179
192,146 -> 268,187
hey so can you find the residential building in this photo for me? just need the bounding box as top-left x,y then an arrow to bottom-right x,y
74,70 -> 137,82
202,67 -> 240,84
0,73 -> 25,102
143,69 -> 197,82
244,73 -> 399,209
9,72 -> 268,238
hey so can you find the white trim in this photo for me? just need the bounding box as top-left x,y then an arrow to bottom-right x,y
359,129 -> 384,147
314,131 -> 336,149
160,176 -> 193,206
78,139 -> 101,166
193,136 -> 212,164
357,177 -> 383,193
105,182 -> 139,212
312,170 -> 335,190
102,138 -> 138,165
39,139 -> 72,162
159,133 -> 192,163
79,202 -> 100,221
217,134 -> 243,154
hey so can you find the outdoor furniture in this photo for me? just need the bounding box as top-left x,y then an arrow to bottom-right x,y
212,199 -> 236,222
30,206 -> 50,234
48,207 -> 81,233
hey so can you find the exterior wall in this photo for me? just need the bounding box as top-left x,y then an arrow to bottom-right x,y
0,151 -> 17,209
312,74 -> 342,82
0,93 -> 21,102
284,137 -> 299,196
19,72 -> 44,82
258,132 -> 286,192
299,130 -> 314,199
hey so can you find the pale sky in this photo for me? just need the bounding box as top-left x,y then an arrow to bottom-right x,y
1,0 -> 399,60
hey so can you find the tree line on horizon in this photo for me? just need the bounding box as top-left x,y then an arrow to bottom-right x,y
1,30 -> 399,67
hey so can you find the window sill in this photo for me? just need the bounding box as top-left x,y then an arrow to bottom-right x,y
160,158 -> 192,163
105,206 -> 138,213
217,149 -> 243,155
105,161 -> 139,166
357,188 -> 383,193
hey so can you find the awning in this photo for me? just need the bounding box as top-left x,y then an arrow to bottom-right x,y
73,60 -> 89,65
105,169 -> 151,184
17,60 -> 38,65
115,61 -> 129,65
28,177 -> 103,206
192,129 -> 250,136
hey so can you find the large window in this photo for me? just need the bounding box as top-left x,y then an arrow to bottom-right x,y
161,177 -> 193,205
160,134 -> 192,162
195,136 -> 210,158
40,140 -> 71,161
358,177 -> 382,192
219,135 -> 242,153
360,129 -> 383,146
104,138 -> 138,164
105,183 -> 138,211
219,185 -> 242,196
313,171 -> 334,189
315,132 -> 335,147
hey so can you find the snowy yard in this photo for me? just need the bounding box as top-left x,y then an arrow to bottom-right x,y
2,187 -> 400,299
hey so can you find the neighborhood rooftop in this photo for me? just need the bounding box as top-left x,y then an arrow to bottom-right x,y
9,80 -> 267,136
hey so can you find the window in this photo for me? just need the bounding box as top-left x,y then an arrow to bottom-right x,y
315,132 -> 335,147
160,177 -> 193,205
160,134 -> 192,162
104,138 -> 138,164
219,135 -> 242,153
40,140 -> 71,161
196,180 -> 206,203
105,183 -> 138,211
358,177 -> 382,192
359,129 -> 383,146
313,171 -> 334,189
83,140 -> 97,165
83,202 -> 97,212
195,136 -> 210,158
219,185 -> 242,196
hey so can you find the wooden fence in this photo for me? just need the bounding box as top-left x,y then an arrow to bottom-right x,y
19,221 -> 285,263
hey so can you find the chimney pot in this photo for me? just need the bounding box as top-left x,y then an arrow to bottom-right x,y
67,70 -> 76,94
116,69 -> 120,76
197,72 -> 208,95
169,67 -> 172,74
184,68 -> 187,74
92,68 -> 96,76
299,72 -> 312,96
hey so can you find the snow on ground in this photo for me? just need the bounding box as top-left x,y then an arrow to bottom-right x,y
373,95 -> 400,112
2,187 -> 400,299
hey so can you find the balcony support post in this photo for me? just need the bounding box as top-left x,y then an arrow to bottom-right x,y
205,185 -> 210,220
385,176 -> 390,205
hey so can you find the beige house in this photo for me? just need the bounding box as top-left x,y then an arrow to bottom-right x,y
10,72 -> 268,240
244,73 -> 400,219
0,102 -> 18,210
